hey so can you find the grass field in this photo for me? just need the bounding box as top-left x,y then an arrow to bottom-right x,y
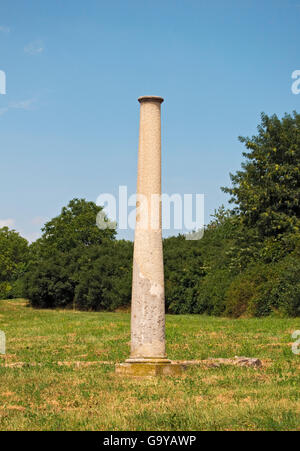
0,299 -> 299,431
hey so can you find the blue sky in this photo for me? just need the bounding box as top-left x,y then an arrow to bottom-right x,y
0,0 -> 299,241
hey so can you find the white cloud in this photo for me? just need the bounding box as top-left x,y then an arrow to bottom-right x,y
31,216 -> 46,226
9,99 -> 35,110
24,40 -> 44,55
0,218 -> 15,228
21,231 -> 41,243
0,106 -> 9,116
0,98 -> 36,116
0,26 -> 10,33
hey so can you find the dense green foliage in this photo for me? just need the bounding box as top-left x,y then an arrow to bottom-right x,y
0,227 -> 29,299
74,241 -> 133,311
164,235 -> 204,314
39,198 -> 116,253
0,112 -> 299,316
223,112 -> 300,237
23,199 -> 132,311
195,210 -> 300,317
197,112 -> 300,317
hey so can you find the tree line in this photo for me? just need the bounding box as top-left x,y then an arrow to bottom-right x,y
1,112 -> 299,317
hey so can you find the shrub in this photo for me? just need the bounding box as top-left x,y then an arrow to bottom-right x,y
24,241 -> 133,311
163,236 -> 204,314
224,246 -> 300,317
74,241 -> 132,311
0,282 -> 12,300
196,268 -> 234,316
225,265 -> 270,317
24,252 -> 76,308
256,252 -> 300,317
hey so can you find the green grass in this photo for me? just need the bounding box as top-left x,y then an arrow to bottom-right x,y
0,299 -> 299,431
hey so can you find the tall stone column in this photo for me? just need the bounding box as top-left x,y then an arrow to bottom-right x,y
116,96 -> 182,377
130,95 -> 166,362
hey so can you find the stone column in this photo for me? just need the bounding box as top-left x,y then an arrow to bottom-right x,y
130,95 -> 166,362
116,96 -> 182,377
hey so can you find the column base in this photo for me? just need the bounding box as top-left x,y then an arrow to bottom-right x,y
115,360 -> 183,377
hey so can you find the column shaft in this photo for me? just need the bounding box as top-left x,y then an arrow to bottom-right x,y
129,96 -> 167,361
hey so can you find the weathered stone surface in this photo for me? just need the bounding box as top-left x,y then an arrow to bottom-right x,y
116,96 -> 173,376
130,96 -> 166,361
115,362 -> 183,377
174,356 -> 262,368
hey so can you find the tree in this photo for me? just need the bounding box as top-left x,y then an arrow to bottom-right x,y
24,199 -> 131,310
222,112 -> 300,237
74,240 -> 133,311
163,235 -> 205,314
0,227 -> 29,299
39,198 -> 116,253
24,250 -> 76,308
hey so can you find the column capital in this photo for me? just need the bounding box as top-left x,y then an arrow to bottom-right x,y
138,95 -> 164,104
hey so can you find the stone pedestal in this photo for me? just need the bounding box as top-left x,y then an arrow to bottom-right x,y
115,360 -> 183,377
116,96 -> 182,377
